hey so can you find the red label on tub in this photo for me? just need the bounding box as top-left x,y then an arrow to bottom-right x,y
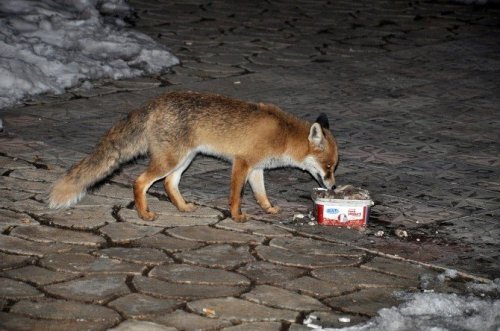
315,201 -> 370,228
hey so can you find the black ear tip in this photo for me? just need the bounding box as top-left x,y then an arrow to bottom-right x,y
316,113 -> 330,130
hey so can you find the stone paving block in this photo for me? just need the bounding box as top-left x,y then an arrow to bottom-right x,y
16,144 -> 86,169
284,276 -> 357,298
312,266 -> 418,289
10,224 -> 105,247
324,287 -> 407,316
0,188 -> 33,202
372,194 -> 465,228
175,244 -> 255,269
95,247 -> 173,266
429,184 -> 500,213
0,252 -> 33,270
187,297 -> 299,323
1,265 -> 78,286
236,261 -> 306,285
11,298 -> 121,322
215,219 -> 293,237
108,293 -> 181,318
146,199 -> 224,219
150,264 -> 251,286
9,198 -> 52,215
0,234 -> 75,257
360,256 -> 433,280
0,176 -> 50,194
222,322 -> 283,331
182,62 -> 246,78
150,309 -> 232,331
76,194 -> 130,208
0,209 -> 38,232
256,246 -> 362,268
119,207 -> 219,227
0,312 -> 115,331
201,53 -> 248,66
134,275 -> 245,299
279,225 -> 365,245
108,320 -> 177,331
9,168 -> 60,183
269,237 -> 365,257
131,232 -> 204,252
0,277 -> 44,300
161,71 -> 204,85
166,225 -> 264,244
90,182 -> 134,200
42,206 -> 117,230
40,252 -> 146,275
99,222 -> 162,244
0,137 -> 48,159
242,285 -> 330,312
44,274 -> 129,304
0,155 -> 34,170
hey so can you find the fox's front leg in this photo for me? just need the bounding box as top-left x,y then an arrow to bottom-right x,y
229,158 -> 251,222
248,169 -> 279,214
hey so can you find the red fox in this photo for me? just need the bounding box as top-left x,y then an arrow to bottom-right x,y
49,91 -> 338,222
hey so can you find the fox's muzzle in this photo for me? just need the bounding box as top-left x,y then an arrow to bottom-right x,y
314,173 -> 336,190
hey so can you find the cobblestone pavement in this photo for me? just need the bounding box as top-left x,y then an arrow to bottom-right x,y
1,0 -> 499,330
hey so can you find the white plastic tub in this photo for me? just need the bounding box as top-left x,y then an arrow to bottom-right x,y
312,188 -> 373,228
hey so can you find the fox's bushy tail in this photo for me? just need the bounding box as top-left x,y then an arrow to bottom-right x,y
49,111 -> 148,209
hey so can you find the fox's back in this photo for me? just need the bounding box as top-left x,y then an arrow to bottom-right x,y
144,91 -> 308,158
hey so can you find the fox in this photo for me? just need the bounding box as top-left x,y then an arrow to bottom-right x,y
49,91 -> 338,222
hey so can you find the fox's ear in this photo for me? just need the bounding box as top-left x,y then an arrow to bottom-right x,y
308,123 -> 324,148
316,113 -> 329,130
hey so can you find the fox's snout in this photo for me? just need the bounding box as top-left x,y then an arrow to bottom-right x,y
320,176 -> 336,190
312,171 -> 336,190
324,181 -> 336,190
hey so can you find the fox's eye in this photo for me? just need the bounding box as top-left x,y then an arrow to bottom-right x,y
326,164 -> 331,169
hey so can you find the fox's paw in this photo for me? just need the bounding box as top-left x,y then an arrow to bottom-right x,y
232,213 -> 249,223
139,210 -> 156,221
265,206 -> 280,214
179,202 -> 197,212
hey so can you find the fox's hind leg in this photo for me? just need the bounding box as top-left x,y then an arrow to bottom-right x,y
134,152 -> 180,221
248,169 -> 280,214
163,155 -> 196,212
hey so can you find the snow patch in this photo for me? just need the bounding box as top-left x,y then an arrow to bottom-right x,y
323,292 -> 499,331
318,279 -> 500,331
0,0 -> 179,109
453,0 -> 500,4
467,278 -> 500,297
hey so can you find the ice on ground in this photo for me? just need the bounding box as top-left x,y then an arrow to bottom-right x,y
467,278 -> 500,297
323,279 -> 500,331
454,0 -> 500,4
0,0 -> 179,109
337,293 -> 499,331
420,269 -> 460,291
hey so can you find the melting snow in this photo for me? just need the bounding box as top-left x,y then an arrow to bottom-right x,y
0,0 -> 179,109
330,292 -> 499,331
321,278 -> 500,331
